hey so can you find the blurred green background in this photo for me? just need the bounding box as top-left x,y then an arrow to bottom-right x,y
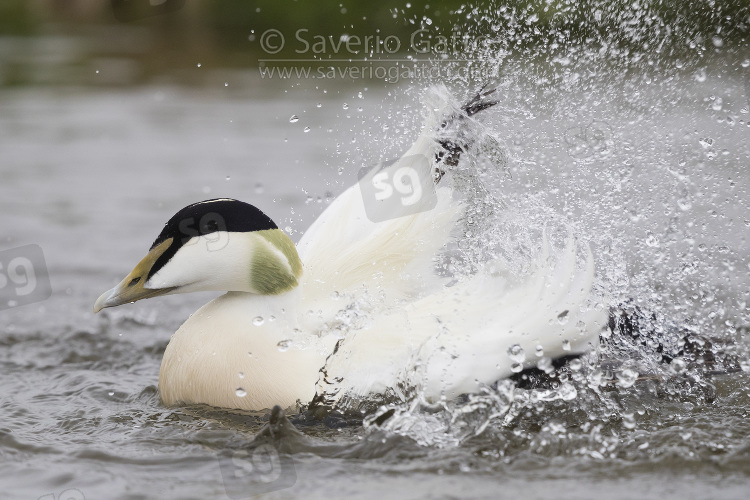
0,0 -> 748,86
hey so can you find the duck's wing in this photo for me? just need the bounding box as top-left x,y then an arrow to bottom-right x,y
297,183 -> 460,303
316,236 -> 607,407
297,85 -> 496,302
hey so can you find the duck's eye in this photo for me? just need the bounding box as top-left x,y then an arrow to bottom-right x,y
128,277 -> 141,287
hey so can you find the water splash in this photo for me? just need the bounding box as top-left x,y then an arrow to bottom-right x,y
312,0 -> 749,451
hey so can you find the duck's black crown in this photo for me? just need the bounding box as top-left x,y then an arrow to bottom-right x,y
146,198 -> 277,280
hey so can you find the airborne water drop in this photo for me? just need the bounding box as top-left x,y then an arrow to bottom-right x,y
507,344 -> 526,363
277,340 -> 291,352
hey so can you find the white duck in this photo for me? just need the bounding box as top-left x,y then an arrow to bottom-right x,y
94,86 -> 607,412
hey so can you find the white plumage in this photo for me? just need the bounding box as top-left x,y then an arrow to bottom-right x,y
99,85 -> 607,412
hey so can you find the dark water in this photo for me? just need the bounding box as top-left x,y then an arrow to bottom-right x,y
1,58 -> 750,500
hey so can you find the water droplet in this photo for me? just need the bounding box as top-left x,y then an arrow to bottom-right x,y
235,388 -> 247,397
247,352 -> 253,358
535,345 -> 544,357
622,412 -> 636,429
537,357 -> 554,374
253,316 -> 264,326
196,63 -> 202,68
588,368 -> 606,386
108,391 -> 114,396
694,69 -> 707,82
507,344 -> 525,363
671,358 -> 687,374
559,383 -> 577,401
316,103 -> 322,108
224,82 -> 229,87
616,368 -> 639,388
289,115 -> 299,123
569,359 -> 582,371
330,291 -> 340,300
562,339 -> 571,351
225,176 -> 231,181
677,196 -> 693,211
711,35 -> 724,47
277,340 -> 291,352
510,362 -> 523,373
238,372 -> 245,379
342,103 -> 349,109
557,310 -> 569,324
254,183 -> 264,194
303,126 -> 311,133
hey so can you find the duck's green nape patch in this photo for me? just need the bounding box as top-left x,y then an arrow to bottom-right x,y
252,229 -> 303,295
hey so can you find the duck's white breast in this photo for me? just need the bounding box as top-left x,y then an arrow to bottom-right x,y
158,290 -> 335,411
